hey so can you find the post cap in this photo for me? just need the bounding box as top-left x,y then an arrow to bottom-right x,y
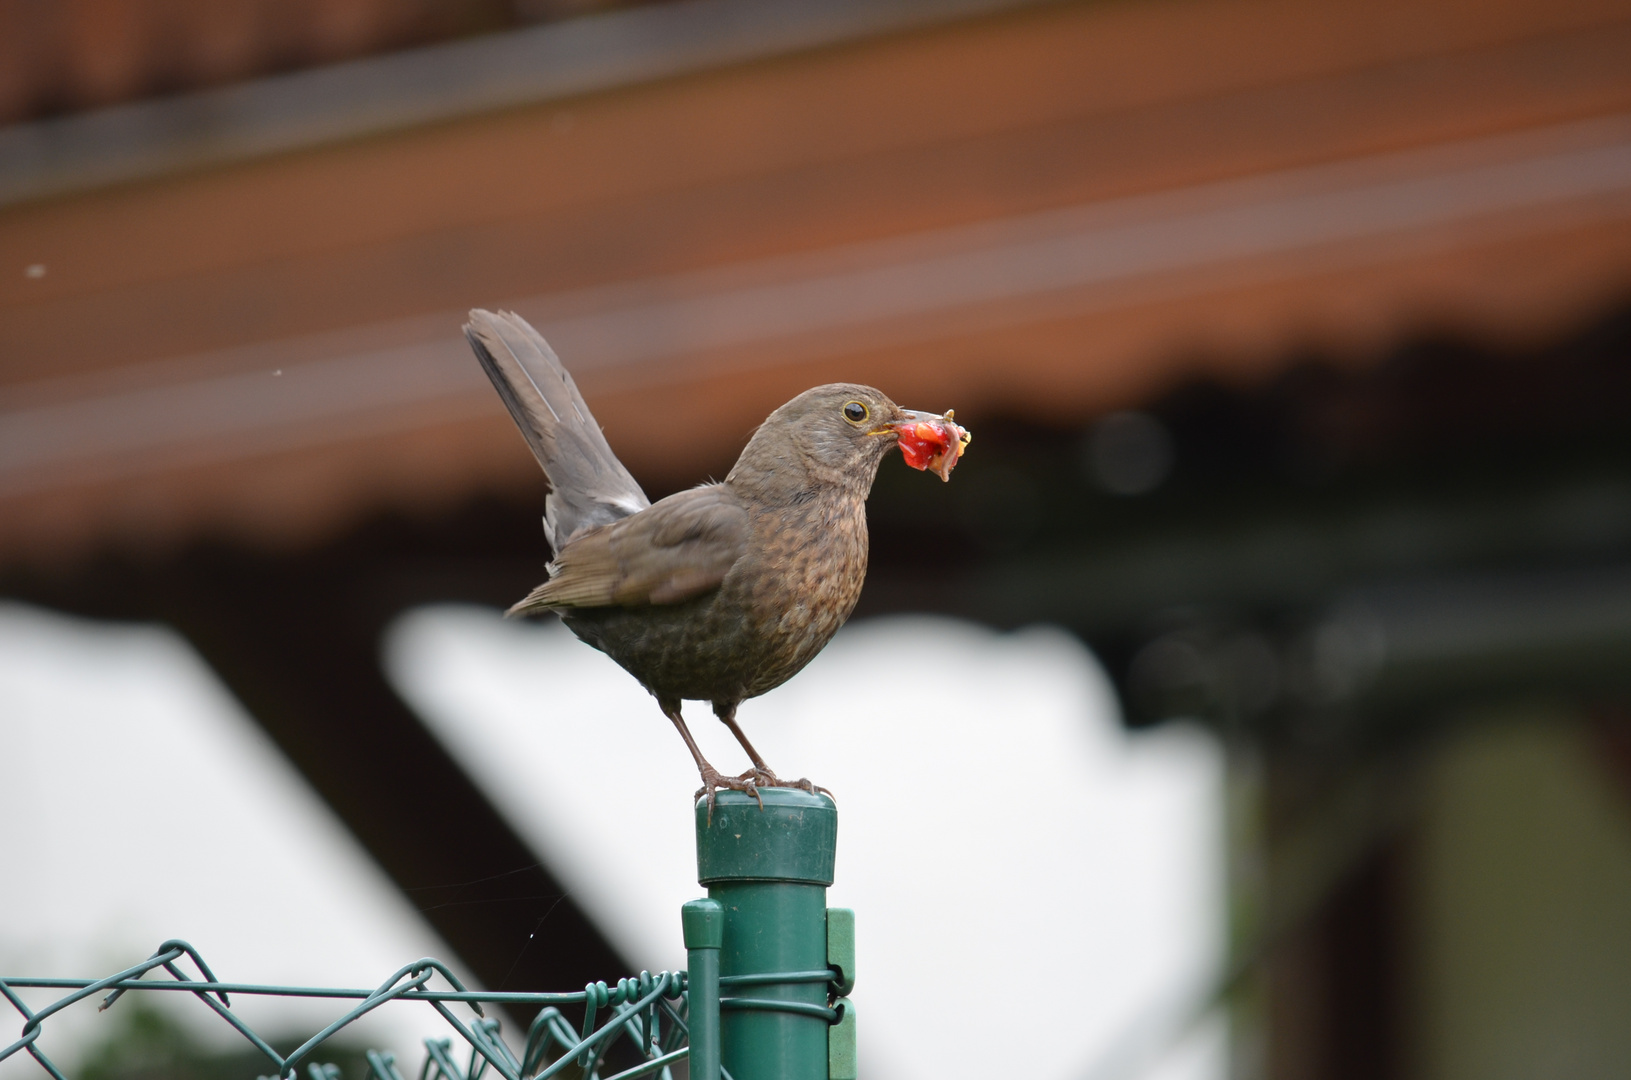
695,787 -> 837,885
681,898 -> 724,950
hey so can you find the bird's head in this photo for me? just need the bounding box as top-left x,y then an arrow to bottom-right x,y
729,383 -> 971,496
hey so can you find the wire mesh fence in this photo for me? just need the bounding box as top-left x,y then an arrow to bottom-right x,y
4,791 -> 852,1080
1,938 -> 697,1080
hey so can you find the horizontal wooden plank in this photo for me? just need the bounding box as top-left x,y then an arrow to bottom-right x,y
2,0 -> 1630,564
6,0 -> 1630,347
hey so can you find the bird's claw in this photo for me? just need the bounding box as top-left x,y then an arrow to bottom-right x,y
799,779 -> 836,803
697,766 -> 763,824
735,766 -> 779,789
734,768 -> 835,804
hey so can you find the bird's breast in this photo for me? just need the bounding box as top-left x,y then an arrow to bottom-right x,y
563,490 -> 873,705
723,494 -> 869,690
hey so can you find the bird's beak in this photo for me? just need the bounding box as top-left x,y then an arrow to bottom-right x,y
868,409 -> 933,436
884,409 -> 972,481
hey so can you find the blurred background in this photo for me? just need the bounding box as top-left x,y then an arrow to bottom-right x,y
3,0 -> 1631,1077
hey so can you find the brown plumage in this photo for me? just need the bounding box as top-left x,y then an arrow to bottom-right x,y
463,309 -> 967,804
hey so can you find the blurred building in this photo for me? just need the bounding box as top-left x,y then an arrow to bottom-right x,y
4,0 -> 1631,1076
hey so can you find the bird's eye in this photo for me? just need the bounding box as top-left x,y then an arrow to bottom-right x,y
843,401 -> 869,424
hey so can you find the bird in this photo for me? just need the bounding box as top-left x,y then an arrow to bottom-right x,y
463,309 -> 968,806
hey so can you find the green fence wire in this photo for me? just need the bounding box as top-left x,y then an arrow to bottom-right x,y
4,790 -> 851,1080
0,938 -> 708,1080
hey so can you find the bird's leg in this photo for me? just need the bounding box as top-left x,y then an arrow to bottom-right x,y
714,702 -> 775,784
663,700 -> 761,820
714,703 -> 835,802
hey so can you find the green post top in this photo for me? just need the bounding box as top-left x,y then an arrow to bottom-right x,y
682,898 -> 724,949
695,788 -> 837,885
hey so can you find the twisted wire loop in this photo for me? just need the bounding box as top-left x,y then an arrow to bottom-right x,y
717,970 -> 844,1023
0,940 -> 693,1080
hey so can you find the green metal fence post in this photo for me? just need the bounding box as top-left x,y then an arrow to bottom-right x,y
682,898 -> 723,1080
696,787 -> 837,1080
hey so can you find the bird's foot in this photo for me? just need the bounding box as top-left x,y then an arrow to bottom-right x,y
734,768 -> 835,803
793,778 -> 836,803
697,766 -> 763,823
736,765 -> 779,788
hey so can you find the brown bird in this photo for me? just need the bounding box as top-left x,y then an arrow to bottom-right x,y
464,309 -> 968,804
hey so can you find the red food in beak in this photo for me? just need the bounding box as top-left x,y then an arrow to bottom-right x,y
894,410 -> 971,481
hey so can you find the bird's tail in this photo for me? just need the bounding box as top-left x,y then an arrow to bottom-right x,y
464,310 -> 649,551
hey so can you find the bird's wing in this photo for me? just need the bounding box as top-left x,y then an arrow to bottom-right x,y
464,309 -> 650,549
510,485 -> 749,614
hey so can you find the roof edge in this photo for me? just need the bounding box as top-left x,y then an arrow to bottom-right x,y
0,0 -> 1049,209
